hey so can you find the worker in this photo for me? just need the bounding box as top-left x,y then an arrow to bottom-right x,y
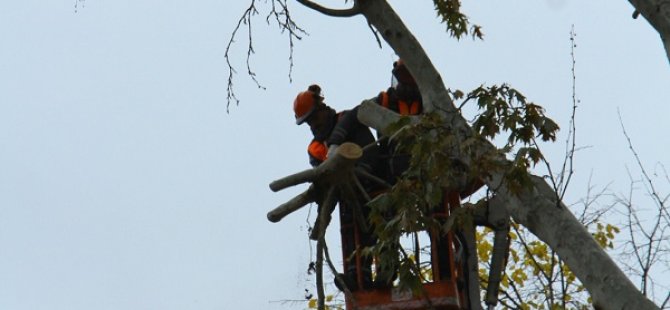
374,59 -> 483,282
293,84 -> 385,291
376,59 -> 423,116
373,59 -> 423,184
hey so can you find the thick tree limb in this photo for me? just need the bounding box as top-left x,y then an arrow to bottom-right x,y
269,168 -> 318,192
268,142 -> 363,222
267,185 -> 316,222
357,99 -> 420,136
628,0 -> 670,64
295,0 -> 360,17
269,142 -> 362,192
352,0 -> 659,308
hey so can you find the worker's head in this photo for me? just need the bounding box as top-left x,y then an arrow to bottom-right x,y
293,84 -> 324,125
392,59 -> 417,87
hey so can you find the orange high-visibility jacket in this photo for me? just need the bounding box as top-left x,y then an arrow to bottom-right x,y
377,88 -> 422,116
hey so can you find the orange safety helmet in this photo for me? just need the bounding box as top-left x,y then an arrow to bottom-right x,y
293,84 -> 322,125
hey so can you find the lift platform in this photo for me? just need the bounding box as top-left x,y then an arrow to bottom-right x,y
341,191 -> 470,310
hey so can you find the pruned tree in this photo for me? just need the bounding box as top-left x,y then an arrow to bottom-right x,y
229,1 -> 665,309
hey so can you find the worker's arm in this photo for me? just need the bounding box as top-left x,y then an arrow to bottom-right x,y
327,108 -> 359,146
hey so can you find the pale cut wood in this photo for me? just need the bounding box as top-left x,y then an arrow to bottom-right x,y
267,142 -> 363,222
269,142 -> 362,192
267,185 -> 316,223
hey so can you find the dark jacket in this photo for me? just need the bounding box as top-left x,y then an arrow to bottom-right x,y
306,107 -> 383,191
374,86 -> 423,183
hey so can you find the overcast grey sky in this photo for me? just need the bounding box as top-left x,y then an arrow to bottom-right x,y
1,1 -> 669,309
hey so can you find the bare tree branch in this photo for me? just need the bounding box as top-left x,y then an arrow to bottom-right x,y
225,1 -> 260,111
618,110 -> 670,224
267,0 -> 307,82
295,0 -> 361,17
615,125 -> 670,304
225,0 -> 308,111
556,25 -> 579,198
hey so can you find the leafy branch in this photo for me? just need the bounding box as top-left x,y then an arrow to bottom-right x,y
432,0 -> 483,40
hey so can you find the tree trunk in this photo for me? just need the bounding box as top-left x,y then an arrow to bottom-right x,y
628,0 -> 670,64
354,0 -> 659,308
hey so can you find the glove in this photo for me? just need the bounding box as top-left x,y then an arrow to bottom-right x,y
326,144 -> 339,159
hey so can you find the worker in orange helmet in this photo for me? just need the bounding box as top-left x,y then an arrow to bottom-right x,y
293,84 -> 337,167
376,59 -> 423,116
371,59 -> 424,186
294,84 -> 382,171
293,84 -> 386,291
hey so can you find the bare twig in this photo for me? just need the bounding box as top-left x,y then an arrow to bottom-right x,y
556,25 -> 579,198
226,0 -> 307,111
73,0 -> 85,13
536,25 -> 580,208
512,225 -> 551,287
267,0 -> 307,82
502,278 -> 525,309
618,110 -> 670,224
225,1 -> 260,111
616,132 -> 670,301
573,174 -> 612,227
662,290 -> 670,309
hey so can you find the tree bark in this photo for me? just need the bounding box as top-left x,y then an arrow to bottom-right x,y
628,0 -> 670,64
354,0 -> 659,308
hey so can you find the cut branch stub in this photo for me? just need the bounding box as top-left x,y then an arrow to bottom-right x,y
270,142 -> 362,191
267,142 -> 363,222
267,185 -> 317,223
269,168 -> 318,192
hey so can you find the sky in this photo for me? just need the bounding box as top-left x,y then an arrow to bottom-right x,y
1,0 -> 669,309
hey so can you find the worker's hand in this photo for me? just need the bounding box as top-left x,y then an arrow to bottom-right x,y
326,144 -> 339,159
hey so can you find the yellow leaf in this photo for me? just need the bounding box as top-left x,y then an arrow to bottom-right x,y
308,299 -> 317,309
501,274 -> 509,288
